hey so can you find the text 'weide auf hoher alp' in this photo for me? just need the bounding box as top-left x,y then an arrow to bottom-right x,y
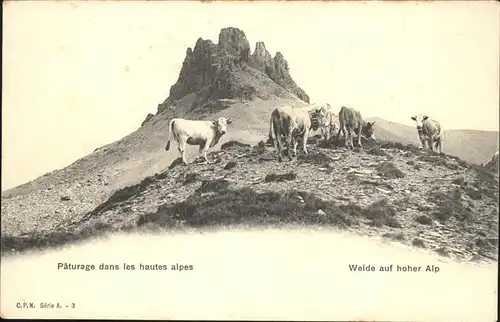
349,264 -> 440,273
57,263 -> 194,271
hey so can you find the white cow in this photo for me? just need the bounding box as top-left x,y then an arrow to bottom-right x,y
165,116 -> 233,165
410,114 -> 443,153
313,103 -> 338,141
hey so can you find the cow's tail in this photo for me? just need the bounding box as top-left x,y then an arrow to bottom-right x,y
165,119 -> 176,151
336,107 -> 345,142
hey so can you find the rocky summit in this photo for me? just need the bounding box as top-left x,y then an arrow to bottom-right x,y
157,27 -> 309,116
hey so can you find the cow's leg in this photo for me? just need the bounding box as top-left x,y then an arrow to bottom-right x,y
286,136 -> 295,161
178,137 -> 188,165
419,137 -> 427,149
330,126 -> 337,143
434,136 -> 442,153
336,126 -> 342,143
287,130 -> 294,161
427,138 -> 433,151
276,137 -> 283,162
287,136 -> 294,161
293,137 -> 299,159
347,129 -> 354,149
302,129 -> 310,155
197,144 -> 204,162
357,125 -> 363,149
272,124 -> 283,162
343,126 -> 349,148
200,140 -> 209,163
291,136 -> 297,158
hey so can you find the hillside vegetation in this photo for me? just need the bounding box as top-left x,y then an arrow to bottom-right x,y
2,137 -> 498,263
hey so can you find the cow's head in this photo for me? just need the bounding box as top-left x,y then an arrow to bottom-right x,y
362,121 -> 376,140
318,107 -> 331,126
411,114 -> 429,131
310,107 -> 323,131
213,117 -> 232,135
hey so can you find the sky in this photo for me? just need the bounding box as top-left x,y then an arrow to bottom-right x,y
2,1 -> 499,191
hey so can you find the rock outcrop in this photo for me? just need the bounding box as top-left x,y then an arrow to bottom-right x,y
158,27 -> 309,112
141,113 -> 154,127
250,42 -> 310,103
484,150 -> 499,173
218,27 -> 251,62
251,42 -> 273,71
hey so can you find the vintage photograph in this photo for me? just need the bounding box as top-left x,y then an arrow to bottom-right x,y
1,1 -> 498,320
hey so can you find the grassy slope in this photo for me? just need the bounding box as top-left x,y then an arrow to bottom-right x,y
0,98 -> 302,236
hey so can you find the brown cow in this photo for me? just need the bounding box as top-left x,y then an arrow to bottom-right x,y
269,105 -> 320,161
336,106 -> 376,149
410,114 -> 443,153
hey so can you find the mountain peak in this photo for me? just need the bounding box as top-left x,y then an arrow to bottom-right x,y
158,27 -> 309,113
218,27 -> 251,62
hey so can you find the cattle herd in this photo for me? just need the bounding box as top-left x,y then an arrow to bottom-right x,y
165,104 -> 443,165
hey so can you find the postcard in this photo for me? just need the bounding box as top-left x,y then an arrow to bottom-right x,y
1,1 -> 498,320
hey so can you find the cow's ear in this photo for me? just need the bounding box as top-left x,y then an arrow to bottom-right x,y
371,121 -> 376,126
411,116 -> 417,121
423,115 -> 429,121
226,118 -> 233,124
